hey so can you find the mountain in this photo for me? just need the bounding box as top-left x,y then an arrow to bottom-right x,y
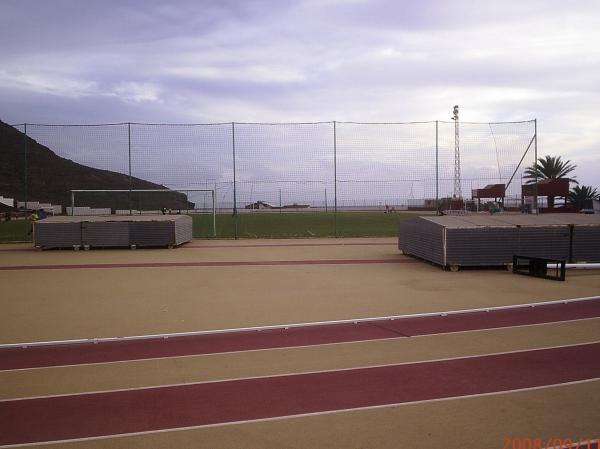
0,120 -> 193,211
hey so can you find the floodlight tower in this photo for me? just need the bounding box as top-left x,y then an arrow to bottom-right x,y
451,105 -> 462,199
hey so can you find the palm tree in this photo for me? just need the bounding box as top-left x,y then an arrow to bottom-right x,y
524,155 -> 577,208
568,185 -> 598,210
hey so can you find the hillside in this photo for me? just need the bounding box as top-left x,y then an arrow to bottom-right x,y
0,121 -> 193,211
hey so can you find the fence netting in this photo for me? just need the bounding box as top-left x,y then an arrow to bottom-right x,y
1,119 -> 536,239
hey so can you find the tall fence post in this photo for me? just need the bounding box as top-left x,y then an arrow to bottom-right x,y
212,190 -> 217,238
23,123 -> 29,240
23,123 -> 28,211
232,122 -> 238,239
534,118 -> 538,214
128,122 -> 132,215
333,120 -> 337,238
435,120 -> 439,215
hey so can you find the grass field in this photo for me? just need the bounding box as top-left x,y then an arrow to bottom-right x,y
196,211 -> 419,238
0,220 -> 30,242
0,212 -> 423,242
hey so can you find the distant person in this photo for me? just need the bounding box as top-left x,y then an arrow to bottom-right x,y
161,207 -> 166,215
27,210 -> 39,235
489,202 -> 501,215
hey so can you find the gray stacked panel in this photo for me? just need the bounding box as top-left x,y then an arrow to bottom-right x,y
398,217 -> 444,266
34,221 -> 81,248
516,227 -> 570,260
34,215 -> 193,249
130,221 -> 173,246
174,216 -> 193,245
83,221 -> 130,247
572,226 -> 600,262
445,227 -> 519,266
399,214 -> 600,268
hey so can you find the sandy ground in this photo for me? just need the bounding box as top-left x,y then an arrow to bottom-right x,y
1,238 -> 599,343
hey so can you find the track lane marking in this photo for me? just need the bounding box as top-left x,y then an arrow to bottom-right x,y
2,296 -> 599,370
0,257 -> 414,271
1,344 -> 599,446
4,295 -> 599,348
3,340 -> 598,402
0,241 -> 397,252
2,380 -> 598,449
2,316 -> 599,374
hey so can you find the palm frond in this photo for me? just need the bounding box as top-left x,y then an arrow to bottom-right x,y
523,155 -> 577,184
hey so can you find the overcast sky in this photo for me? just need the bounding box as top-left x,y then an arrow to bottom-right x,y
1,0 -> 599,189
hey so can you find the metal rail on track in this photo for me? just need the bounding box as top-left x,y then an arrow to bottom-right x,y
1,296 -> 598,349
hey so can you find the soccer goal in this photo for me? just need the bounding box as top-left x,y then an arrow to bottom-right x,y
69,188 -> 216,237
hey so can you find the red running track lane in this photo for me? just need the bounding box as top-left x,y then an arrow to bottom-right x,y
2,298 -> 600,370
0,257 -> 415,271
1,343 -> 599,446
0,242 -> 397,252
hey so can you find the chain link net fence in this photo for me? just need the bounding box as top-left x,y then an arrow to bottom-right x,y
0,119 -> 536,240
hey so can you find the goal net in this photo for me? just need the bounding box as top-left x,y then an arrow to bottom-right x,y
69,189 -> 216,237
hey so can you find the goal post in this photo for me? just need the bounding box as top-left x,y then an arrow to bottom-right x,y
69,188 -> 216,237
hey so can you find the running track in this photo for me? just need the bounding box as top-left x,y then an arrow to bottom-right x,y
1,343 -> 599,446
2,297 -> 600,370
0,241 -> 397,252
0,257 -> 416,271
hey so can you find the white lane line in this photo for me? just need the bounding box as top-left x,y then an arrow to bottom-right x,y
2,340 -> 598,403
2,378 -> 599,448
1,295 -> 598,349
3,316 -> 600,373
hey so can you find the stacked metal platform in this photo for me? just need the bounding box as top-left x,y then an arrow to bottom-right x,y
34,215 -> 193,249
399,214 -> 600,268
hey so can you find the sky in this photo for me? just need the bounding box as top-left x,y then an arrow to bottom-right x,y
1,0 -> 599,195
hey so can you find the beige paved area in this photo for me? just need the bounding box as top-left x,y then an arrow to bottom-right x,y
1,238 -> 599,343
2,238 -> 599,449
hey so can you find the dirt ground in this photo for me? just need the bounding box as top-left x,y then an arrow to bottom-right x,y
1,237 -> 599,448
1,238 -> 599,343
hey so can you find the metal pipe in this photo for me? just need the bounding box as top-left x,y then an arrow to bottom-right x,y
3,295 -> 598,349
435,120 -> 439,215
333,120 -> 337,237
534,118 -> 538,214
212,190 -> 216,238
23,123 -> 28,212
505,133 -> 536,191
548,263 -> 600,270
128,122 -> 132,216
232,122 -> 238,239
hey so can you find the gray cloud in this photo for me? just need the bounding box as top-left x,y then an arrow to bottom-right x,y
1,0 -> 599,190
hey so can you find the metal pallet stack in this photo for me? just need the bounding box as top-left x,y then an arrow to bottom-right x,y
34,215 -> 193,249
399,214 -> 600,269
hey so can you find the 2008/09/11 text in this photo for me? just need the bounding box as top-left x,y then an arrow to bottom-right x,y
502,437 -> 598,449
